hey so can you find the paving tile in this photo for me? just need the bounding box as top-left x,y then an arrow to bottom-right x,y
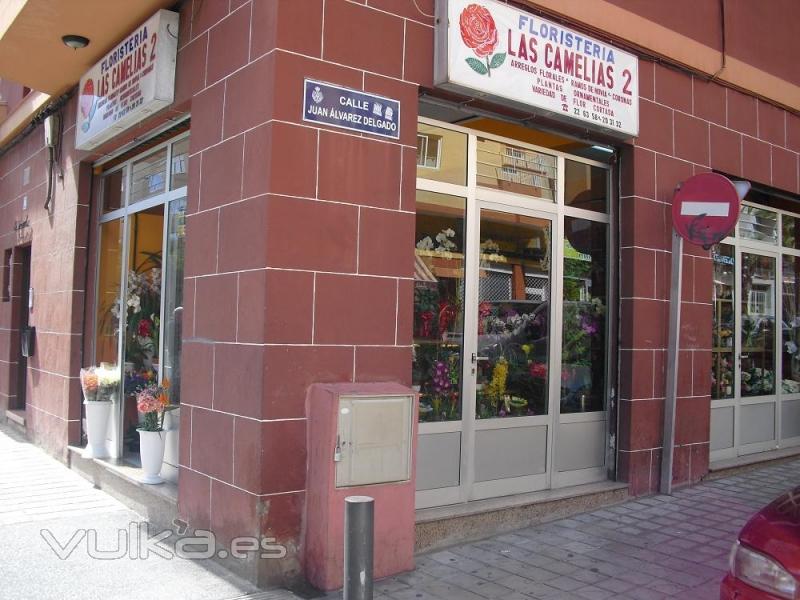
18,412 -> 798,600
575,587 -> 615,600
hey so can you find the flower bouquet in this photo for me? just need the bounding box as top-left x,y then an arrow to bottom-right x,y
79,367 -> 99,402
136,379 -> 176,484
95,363 -> 121,402
80,364 -> 120,459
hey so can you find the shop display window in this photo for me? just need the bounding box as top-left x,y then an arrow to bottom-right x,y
740,253 -> 776,396
130,147 -> 168,205
170,138 -> 189,190
711,244 -> 735,399
94,134 -> 188,457
476,138 -> 556,201
415,124 -> 467,185
783,215 -> 800,251
414,121 -> 611,423
782,255 -> 800,394
564,160 -> 607,214
95,219 -> 123,367
739,205 -> 778,245
475,210 -> 551,418
413,190 -> 466,422
102,169 -> 124,214
561,217 -> 608,413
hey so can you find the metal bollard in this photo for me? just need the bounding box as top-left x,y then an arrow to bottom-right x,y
344,495 -> 374,600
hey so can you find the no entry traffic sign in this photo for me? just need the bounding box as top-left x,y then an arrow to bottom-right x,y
671,173 -> 741,248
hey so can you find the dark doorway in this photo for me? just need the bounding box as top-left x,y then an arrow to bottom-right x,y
15,245 -> 31,411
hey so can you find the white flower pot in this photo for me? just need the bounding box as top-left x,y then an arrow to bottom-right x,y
138,429 -> 166,484
83,400 -> 111,459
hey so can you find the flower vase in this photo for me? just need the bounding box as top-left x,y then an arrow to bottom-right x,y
138,430 -> 165,484
83,400 -> 112,459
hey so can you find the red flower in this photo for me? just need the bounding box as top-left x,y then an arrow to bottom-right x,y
529,362 -> 547,379
459,4 -> 498,58
137,318 -> 152,338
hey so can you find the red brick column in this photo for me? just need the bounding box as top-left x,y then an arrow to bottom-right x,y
618,61 -> 800,494
0,95 -> 90,460
176,0 -> 429,585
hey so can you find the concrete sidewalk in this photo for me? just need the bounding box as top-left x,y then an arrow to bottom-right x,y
0,424 -> 296,600
326,459 -> 800,600
3,420 -> 798,600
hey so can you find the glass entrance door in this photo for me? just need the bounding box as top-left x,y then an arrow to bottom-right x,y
738,252 -> 778,452
93,135 -> 188,466
711,243 -> 781,460
414,118 -> 612,508
468,206 -> 555,499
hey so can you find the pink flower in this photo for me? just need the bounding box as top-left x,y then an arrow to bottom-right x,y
137,391 -> 161,415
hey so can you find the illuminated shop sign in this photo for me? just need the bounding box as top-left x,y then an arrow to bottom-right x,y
75,10 -> 179,151
435,0 -> 639,137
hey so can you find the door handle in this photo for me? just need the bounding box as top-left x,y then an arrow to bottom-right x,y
471,353 -> 489,364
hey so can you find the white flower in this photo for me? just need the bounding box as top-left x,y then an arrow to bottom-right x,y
786,341 -> 798,355
435,229 -> 456,252
416,236 -> 434,250
95,364 -> 121,386
127,294 -> 141,314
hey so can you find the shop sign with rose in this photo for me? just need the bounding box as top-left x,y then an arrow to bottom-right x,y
459,4 -> 506,76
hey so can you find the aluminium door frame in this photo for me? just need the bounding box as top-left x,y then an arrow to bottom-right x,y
415,117 -> 612,508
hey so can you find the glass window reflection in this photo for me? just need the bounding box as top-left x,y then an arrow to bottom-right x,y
413,191 -> 466,422
741,253 -> 776,396
782,255 -> 800,394
475,210 -> 551,418
561,217 -> 608,413
711,245 -> 735,399
739,206 -> 778,244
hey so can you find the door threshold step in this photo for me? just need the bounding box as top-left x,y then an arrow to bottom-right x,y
66,445 -> 177,531
709,446 -> 800,478
5,409 -> 26,429
414,480 -> 628,553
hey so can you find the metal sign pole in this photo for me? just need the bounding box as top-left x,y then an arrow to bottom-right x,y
660,230 -> 683,495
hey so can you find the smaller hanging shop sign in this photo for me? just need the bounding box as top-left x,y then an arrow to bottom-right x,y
75,10 -> 179,151
434,0 -> 639,138
303,79 -> 401,140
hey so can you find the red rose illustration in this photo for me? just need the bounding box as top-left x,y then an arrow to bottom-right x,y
459,4 -> 498,58
458,4 -> 505,76
80,78 -> 94,119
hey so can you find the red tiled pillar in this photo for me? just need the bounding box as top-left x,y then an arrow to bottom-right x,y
618,62 -> 714,494
176,0 -> 421,586
0,94 -> 89,460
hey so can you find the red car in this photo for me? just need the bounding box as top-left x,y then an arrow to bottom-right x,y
721,486 -> 800,599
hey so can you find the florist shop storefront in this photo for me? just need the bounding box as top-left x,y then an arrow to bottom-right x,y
0,0 -> 798,589
410,0 -> 633,508
86,130 -> 189,480
711,194 -> 800,463
412,116 -> 615,507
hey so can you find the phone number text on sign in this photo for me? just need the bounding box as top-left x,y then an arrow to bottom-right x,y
436,0 -> 639,137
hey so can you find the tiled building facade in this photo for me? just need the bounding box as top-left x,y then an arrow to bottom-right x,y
0,0 -> 798,588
